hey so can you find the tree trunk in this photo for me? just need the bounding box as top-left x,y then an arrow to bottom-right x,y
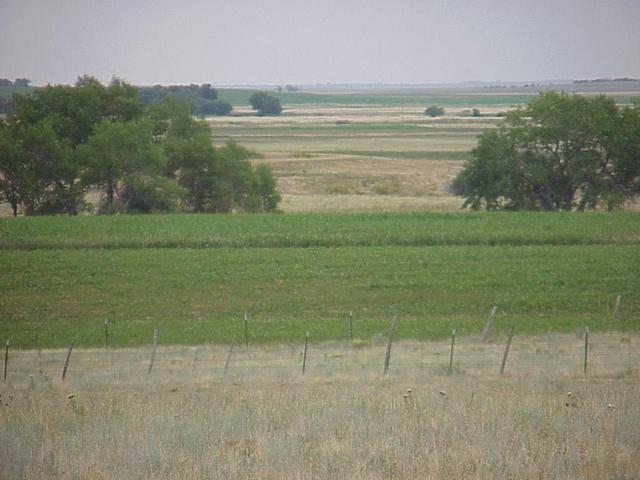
11,203 -> 17,217
563,187 -> 575,211
106,180 -> 114,205
536,189 -> 557,211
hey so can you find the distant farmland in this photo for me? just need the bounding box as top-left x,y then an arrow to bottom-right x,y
209,85 -> 640,213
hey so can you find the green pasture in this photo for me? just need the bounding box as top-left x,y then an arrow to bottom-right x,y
218,88 -> 538,107
218,88 -> 639,107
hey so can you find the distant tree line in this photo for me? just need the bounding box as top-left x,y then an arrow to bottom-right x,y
0,78 -> 31,87
0,76 -> 281,216
453,92 -> 640,211
138,84 -> 233,116
573,77 -> 638,84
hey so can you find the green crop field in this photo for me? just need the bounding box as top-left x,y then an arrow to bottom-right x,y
216,88 -> 539,107
1,212 -> 638,348
2,211 -> 639,250
217,87 -> 639,107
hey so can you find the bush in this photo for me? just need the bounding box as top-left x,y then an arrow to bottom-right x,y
249,92 -> 282,116
118,175 -> 185,213
252,164 -> 281,211
424,106 -> 445,117
195,99 -> 233,116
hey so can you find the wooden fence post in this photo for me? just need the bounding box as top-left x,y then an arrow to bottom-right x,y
583,327 -> 589,376
147,329 -> 158,376
613,295 -> 622,322
3,340 -> 8,382
302,331 -> 309,375
244,313 -> 249,350
500,326 -> 514,375
104,319 -> 109,350
447,329 -> 456,375
222,344 -> 234,379
349,311 -> 354,346
61,343 -> 73,381
481,305 -> 497,341
383,317 -> 398,375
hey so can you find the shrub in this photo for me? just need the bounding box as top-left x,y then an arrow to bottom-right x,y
249,92 -> 282,116
424,106 -> 445,117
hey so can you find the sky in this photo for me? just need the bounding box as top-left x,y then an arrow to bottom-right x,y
1,0 -> 640,86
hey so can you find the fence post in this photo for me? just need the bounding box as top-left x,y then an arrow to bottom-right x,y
244,313 -> 249,350
383,317 -> 398,375
104,319 -> 109,350
500,326 -> 514,375
3,340 -> 8,382
302,331 -> 309,375
349,311 -> 354,346
481,305 -> 497,341
222,344 -> 234,379
61,343 -> 73,381
583,327 -> 589,376
147,329 -> 158,376
613,295 -> 622,322
447,329 -> 456,375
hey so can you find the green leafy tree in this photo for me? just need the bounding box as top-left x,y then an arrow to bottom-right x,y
0,121 -> 34,216
1,77 -> 278,216
149,97 -> 216,175
149,98 -> 276,212
196,99 -> 233,116
454,92 -> 640,211
118,175 -> 185,213
13,76 -> 143,148
199,84 -> 218,100
424,105 -> 445,117
78,118 -> 165,211
0,97 -> 14,114
249,92 -> 282,116
0,118 -> 82,215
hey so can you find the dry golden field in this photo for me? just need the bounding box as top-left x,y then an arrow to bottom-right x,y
209,105 -> 506,213
2,334 -> 639,479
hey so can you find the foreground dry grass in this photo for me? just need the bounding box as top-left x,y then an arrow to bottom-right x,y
2,335 -> 639,479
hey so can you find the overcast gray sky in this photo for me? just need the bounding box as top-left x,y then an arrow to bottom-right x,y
1,0 -> 639,86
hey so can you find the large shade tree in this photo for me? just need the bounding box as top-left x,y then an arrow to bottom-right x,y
454,92 -> 640,211
0,78 -> 281,215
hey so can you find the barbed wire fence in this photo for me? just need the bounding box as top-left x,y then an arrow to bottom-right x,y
2,326 -> 638,386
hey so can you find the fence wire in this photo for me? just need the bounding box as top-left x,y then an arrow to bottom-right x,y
2,333 -> 638,386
